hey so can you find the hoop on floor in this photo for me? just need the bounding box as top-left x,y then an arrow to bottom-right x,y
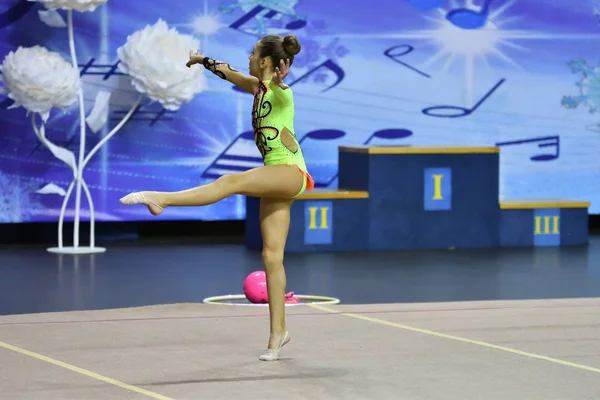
202,294 -> 340,307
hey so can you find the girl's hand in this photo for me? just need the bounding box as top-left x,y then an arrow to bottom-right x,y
272,58 -> 290,88
186,49 -> 205,68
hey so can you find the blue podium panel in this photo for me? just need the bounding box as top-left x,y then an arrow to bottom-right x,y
424,167 -> 452,210
245,190 -> 369,252
339,146 -> 500,250
499,200 -> 589,247
304,201 -> 333,245
533,208 -> 560,247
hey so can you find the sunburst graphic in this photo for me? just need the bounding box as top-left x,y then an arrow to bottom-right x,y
334,0 -> 600,104
175,0 -> 227,43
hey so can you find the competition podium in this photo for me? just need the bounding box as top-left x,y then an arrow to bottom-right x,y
245,146 -> 589,252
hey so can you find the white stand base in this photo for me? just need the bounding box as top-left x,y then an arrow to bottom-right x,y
47,246 -> 107,254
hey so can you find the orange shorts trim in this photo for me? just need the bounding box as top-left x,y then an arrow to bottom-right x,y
300,168 -> 315,191
286,164 -> 314,197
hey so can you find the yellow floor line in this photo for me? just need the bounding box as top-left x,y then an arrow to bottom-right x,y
308,304 -> 600,374
0,340 -> 175,400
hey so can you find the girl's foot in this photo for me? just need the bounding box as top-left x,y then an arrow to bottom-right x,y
259,331 -> 290,361
119,192 -> 165,216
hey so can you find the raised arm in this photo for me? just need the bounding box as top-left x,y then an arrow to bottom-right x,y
186,50 -> 258,94
267,58 -> 292,104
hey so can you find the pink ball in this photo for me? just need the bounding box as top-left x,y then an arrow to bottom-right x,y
243,271 -> 268,304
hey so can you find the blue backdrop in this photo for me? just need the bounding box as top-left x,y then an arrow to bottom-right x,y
1,0 -> 599,222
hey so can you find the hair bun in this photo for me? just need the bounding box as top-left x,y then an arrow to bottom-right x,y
282,35 -> 301,56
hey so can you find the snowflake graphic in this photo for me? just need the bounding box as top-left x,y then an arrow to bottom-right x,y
270,19 -> 350,85
594,0 -> 600,24
220,0 -> 299,15
0,172 -> 44,222
220,1 -> 349,85
220,0 -> 302,36
561,59 -> 600,113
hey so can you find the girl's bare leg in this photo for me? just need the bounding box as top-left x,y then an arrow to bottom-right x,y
258,197 -> 294,361
119,164 -> 304,215
120,164 -> 303,361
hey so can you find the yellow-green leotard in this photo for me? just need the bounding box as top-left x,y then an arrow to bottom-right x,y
251,79 -> 314,197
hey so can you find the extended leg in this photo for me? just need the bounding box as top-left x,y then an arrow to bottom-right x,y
258,196 -> 294,361
119,165 -> 304,216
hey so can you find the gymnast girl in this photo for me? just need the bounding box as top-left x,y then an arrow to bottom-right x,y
120,34 -> 313,361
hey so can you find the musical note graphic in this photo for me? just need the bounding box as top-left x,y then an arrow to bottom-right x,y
422,78 -> 505,118
364,128 -> 413,145
202,131 -> 263,180
495,135 -> 560,162
233,59 -> 346,94
446,0 -> 493,30
201,129 -> 347,181
228,5 -> 307,37
288,59 -> 345,92
0,0 -> 34,29
404,0 -> 493,30
111,106 -> 175,127
384,45 -> 431,78
79,58 -> 126,80
201,128 -> 413,185
315,128 -> 413,187
404,0 -> 444,11
301,129 -> 346,144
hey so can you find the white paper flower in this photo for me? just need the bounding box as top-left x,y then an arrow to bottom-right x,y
117,19 -> 208,111
1,45 -> 80,121
28,0 -> 108,13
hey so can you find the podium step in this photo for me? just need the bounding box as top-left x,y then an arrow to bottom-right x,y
244,145 -> 590,252
245,189 -> 369,252
297,189 -> 369,200
338,145 -> 499,154
499,199 -> 589,247
500,199 -> 590,209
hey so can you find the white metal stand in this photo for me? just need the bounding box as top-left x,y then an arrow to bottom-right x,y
48,246 -> 106,254
33,10 -> 143,255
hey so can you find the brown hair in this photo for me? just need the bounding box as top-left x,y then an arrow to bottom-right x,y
258,34 -> 301,68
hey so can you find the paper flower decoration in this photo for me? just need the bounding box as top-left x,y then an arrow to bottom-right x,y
28,0 -> 108,12
1,45 -> 80,121
117,19 -> 208,111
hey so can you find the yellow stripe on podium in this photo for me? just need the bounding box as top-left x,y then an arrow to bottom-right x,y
339,145 -> 499,154
298,189 -> 369,200
500,199 -> 590,209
